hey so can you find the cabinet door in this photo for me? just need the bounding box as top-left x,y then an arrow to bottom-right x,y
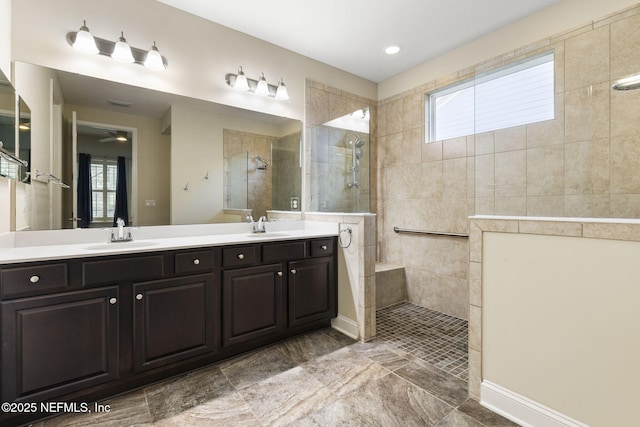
222,264 -> 285,347
133,274 -> 217,372
288,257 -> 336,327
1,287 -> 119,402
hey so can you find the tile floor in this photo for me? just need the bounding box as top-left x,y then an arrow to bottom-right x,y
35,303 -> 518,426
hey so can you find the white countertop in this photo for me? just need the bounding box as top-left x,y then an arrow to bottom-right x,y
0,221 -> 338,264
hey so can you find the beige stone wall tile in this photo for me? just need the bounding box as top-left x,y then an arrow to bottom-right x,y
468,349 -> 481,399
611,87 -> 640,138
377,103 -> 388,138
386,98 -> 403,135
610,195 -> 640,218
384,133 -> 403,167
468,222 -> 483,263
402,235 -> 443,272
527,195 -> 564,216
611,136 -> 640,194
420,161 -> 443,199
475,132 -> 495,155
610,13 -> 640,80
469,261 -> 482,307
466,135 -> 476,157
472,219 -> 518,233
565,195 -> 611,217
526,145 -> 565,196
518,220 -> 582,237
494,125 -> 526,153
494,197 -> 527,216
582,222 -> 640,241
564,25 -> 609,91
403,92 -> 424,131
443,158 -> 467,198
440,239 -> 469,280
469,305 -> 481,351
442,197 -> 470,234
467,157 -> 475,199
401,128 -> 423,165
423,140 -> 442,162
307,87 -> 330,126
475,197 -> 495,215
475,154 -> 494,198
564,82 -> 610,143
564,138 -> 610,195
443,136 -> 467,159
495,150 -> 526,198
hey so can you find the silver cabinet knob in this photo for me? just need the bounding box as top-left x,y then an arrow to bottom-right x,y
321,245 -> 327,250
193,258 -> 200,265
238,253 -> 245,260
29,275 -> 40,284
291,269 -> 297,274
136,294 -> 143,301
277,271 -> 283,277
109,297 -> 117,305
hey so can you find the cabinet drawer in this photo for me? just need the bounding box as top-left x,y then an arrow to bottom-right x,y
262,241 -> 306,263
1,263 -> 68,297
222,246 -> 257,268
175,250 -> 215,275
83,255 -> 164,286
310,239 -> 334,257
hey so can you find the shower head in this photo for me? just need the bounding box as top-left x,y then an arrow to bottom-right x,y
612,73 -> 640,91
352,134 -> 366,148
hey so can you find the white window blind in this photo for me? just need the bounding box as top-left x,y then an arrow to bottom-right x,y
428,53 -> 554,142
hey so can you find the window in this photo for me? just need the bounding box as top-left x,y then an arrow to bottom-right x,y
91,158 -> 117,222
426,53 -> 554,142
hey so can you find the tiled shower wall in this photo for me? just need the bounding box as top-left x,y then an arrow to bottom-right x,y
376,4 -> 640,320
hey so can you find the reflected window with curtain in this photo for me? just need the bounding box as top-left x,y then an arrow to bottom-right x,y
77,153 -> 92,228
113,156 -> 128,226
90,158 -> 117,223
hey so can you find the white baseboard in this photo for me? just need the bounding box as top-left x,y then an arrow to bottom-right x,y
481,381 -> 589,427
331,315 -> 358,339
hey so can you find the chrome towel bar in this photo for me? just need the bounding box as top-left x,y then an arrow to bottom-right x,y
393,226 -> 468,238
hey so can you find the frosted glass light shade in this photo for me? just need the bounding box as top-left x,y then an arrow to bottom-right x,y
234,66 -> 249,91
255,73 -> 269,96
73,21 -> 99,54
275,79 -> 289,100
112,32 -> 135,63
144,42 -> 165,71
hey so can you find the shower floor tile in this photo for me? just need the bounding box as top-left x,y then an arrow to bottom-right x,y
375,301 -> 469,381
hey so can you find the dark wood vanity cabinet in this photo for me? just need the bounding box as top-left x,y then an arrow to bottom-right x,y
1,286 -> 119,402
133,274 -> 218,372
222,264 -> 285,347
0,236 -> 337,426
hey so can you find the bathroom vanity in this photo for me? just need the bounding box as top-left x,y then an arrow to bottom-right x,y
0,222 -> 337,426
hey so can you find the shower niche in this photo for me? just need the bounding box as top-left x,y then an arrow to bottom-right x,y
310,108 -> 371,213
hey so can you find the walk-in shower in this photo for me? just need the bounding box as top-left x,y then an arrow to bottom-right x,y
347,133 -> 365,189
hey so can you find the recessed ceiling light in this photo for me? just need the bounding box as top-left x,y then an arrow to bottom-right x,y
384,45 -> 401,55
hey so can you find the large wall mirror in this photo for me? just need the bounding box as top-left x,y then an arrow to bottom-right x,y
14,62 -> 302,230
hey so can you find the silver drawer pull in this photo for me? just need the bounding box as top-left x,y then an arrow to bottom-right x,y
291,269 -> 297,274
136,294 -> 143,301
109,297 -> 117,305
321,245 -> 327,250
238,254 -> 245,260
29,275 -> 40,284
277,271 -> 283,277
193,258 -> 200,265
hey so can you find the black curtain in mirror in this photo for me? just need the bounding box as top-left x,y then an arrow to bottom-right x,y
113,156 -> 129,226
77,153 -> 92,228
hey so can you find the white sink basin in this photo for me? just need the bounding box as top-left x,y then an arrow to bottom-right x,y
84,241 -> 159,250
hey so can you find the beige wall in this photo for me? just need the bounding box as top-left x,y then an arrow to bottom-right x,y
377,3 -> 640,320
483,231 -> 640,426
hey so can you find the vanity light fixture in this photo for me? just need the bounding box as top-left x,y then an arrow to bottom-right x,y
67,21 -> 168,70
225,67 -> 290,100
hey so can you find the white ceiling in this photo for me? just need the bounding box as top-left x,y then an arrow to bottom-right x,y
156,0 -> 560,82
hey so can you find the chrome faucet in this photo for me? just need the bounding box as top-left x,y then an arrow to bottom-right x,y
246,215 -> 267,233
110,217 -> 133,242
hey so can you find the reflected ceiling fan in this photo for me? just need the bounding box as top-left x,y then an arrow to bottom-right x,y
99,130 -> 128,143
